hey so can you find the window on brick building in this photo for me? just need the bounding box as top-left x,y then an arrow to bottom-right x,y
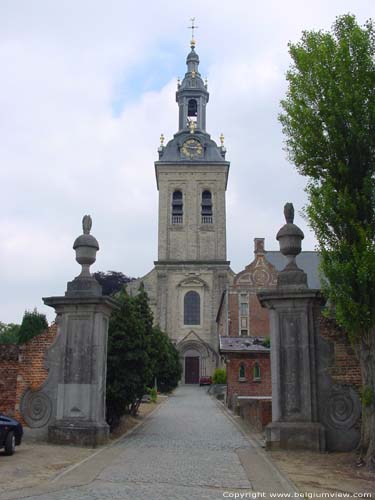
239,293 -> 249,336
172,190 -> 183,224
239,363 -> 246,380
184,291 -> 200,325
253,362 -> 261,381
201,190 -> 213,224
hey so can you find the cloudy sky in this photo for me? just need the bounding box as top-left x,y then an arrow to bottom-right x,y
1,1 -> 374,324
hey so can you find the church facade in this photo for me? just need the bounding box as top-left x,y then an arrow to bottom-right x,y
129,39 -> 233,383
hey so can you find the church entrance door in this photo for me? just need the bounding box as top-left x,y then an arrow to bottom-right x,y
185,356 -> 199,384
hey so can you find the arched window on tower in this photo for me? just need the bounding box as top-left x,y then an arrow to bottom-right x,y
188,99 -> 198,124
201,190 -> 213,224
184,291 -> 200,325
172,190 -> 183,224
239,363 -> 246,381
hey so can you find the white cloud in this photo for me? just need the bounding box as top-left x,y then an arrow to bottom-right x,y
1,0 -> 374,323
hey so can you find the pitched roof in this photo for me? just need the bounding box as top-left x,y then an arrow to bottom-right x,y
219,336 -> 270,353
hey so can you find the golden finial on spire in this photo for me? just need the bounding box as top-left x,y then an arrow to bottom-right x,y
188,17 -> 198,48
189,120 -> 196,134
220,133 -> 225,147
160,133 -> 165,146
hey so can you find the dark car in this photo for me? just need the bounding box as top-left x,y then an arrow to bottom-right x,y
199,376 -> 212,386
0,413 -> 23,455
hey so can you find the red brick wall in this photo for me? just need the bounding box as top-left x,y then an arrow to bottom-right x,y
241,400 -> 272,430
249,294 -> 270,337
0,345 -> 20,416
226,352 -> 271,404
14,324 -> 57,424
0,325 -> 57,423
228,292 -> 238,336
319,316 -> 361,390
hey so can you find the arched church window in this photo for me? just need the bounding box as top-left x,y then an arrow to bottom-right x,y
188,99 -> 198,121
253,362 -> 261,381
239,363 -> 246,380
184,291 -> 200,325
201,190 -> 213,224
172,190 -> 183,224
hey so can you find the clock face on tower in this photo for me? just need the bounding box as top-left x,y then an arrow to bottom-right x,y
181,139 -> 203,159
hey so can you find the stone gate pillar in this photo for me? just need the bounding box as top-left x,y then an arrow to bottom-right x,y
258,203 -> 326,451
43,215 -> 117,447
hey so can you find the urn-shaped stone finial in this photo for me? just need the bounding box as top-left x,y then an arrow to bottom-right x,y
276,203 -> 307,288
73,215 -> 99,277
66,215 -> 102,297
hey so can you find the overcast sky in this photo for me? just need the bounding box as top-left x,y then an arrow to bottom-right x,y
1,1 -> 374,324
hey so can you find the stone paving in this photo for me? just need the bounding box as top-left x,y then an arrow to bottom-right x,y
19,386 -> 287,500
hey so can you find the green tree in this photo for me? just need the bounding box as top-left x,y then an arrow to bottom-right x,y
106,290 -> 149,428
149,326 -> 182,393
93,271 -> 134,296
134,283 -> 154,387
279,14 -> 375,468
18,309 -> 48,344
106,285 -> 181,430
0,322 -> 20,344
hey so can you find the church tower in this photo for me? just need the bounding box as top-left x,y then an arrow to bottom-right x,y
130,34 -> 232,383
156,38 -> 229,263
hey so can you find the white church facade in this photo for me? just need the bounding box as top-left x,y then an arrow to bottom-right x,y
129,37 -> 233,383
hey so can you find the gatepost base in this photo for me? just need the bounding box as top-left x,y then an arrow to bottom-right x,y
266,421 -> 326,452
48,420 -> 109,448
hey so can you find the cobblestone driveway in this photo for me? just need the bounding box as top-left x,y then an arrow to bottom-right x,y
21,386 -> 267,499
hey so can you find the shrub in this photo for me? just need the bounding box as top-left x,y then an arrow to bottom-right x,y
148,387 -> 157,403
212,368 -> 227,384
18,309 -> 48,344
262,337 -> 270,348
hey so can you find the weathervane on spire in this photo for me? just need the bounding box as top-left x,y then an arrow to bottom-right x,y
188,17 -> 198,47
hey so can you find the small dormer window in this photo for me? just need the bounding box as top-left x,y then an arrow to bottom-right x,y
201,190 -> 212,224
172,190 -> 183,224
188,99 -> 198,123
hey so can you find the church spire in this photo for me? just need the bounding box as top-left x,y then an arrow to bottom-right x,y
176,20 -> 209,133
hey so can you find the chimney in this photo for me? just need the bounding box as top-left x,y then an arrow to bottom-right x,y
254,238 -> 265,255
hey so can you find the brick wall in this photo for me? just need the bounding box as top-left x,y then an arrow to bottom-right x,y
0,325 -> 57,423
249,294 -> 270,337
226,352 -> 271,405
14,324 -> 57,423
0,344 -> 20,416
240,400 -> 272,431
319,316 -> 362,390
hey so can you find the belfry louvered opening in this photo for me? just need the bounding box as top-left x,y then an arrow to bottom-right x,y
201,190 -> 212,224
172,190 -> 183,224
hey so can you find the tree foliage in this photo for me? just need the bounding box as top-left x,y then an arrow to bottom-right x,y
17,309 -> 48,344
106,285 -> 181,430
279,14 -> 375,467
106,290 -> 149,428
212,368 -> 227,385
0,322 -> 20,344
149,326 -> 182,393
93,271 -> 134,296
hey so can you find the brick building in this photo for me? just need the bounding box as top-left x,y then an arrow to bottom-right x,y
217,238 -> 276,421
